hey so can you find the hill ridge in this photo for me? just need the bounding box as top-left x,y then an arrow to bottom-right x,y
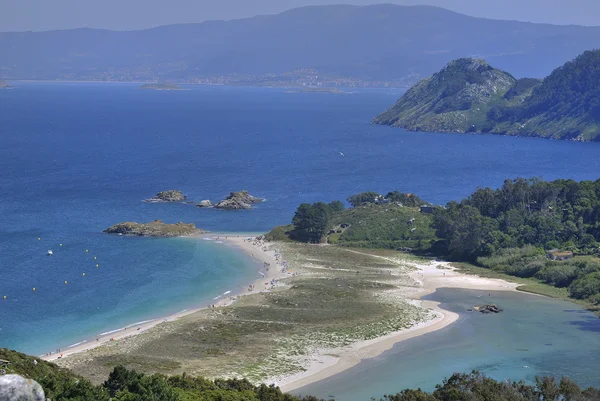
1,4 -> 600,84
373,49 -> 600,141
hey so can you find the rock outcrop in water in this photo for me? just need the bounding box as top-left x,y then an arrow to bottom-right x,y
214,191 -> 264,210
474,304 -> 503,314
197,200 -> 213,208
0,80 -> 11,89
104,220 -> 203,237
144,190 -> 186,203
0,374 -> 45,400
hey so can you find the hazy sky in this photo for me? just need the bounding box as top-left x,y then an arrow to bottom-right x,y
2,0 -> 600,32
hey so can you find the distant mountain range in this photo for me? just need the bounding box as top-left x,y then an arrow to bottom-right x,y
373,50 -> 600,141
1,4 -> 600,85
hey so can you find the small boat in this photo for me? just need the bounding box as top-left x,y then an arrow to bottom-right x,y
47,250 -> 53,256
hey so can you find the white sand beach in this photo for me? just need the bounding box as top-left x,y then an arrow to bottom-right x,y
278,256 -> 519,392
41,234 -> 286,362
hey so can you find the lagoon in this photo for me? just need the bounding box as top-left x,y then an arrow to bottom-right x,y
296,289 -> 600,400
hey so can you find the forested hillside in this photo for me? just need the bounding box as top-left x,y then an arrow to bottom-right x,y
268,178 -> 600,305
374,50 -> 600,141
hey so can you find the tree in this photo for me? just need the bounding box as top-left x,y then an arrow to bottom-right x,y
291,202 -> 333,243
328,200 -> 345,212
434,204 -> 498,260
569,272 -> 600,300
347,192 -> 381,207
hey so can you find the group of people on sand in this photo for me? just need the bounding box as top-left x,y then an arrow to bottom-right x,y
43,349 -> 62,358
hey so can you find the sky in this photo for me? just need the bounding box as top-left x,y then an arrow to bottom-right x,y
2,0 -> 599,32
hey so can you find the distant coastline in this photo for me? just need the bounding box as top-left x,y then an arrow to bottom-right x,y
139,83 -> 185,91
9,79 -> 408,90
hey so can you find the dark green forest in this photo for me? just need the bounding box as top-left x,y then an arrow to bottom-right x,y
3,348 -> 600,401
268,178 -> 600,305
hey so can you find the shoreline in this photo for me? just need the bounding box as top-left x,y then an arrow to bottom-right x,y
278,255 -> 519,392
41,233 -> 286,362
41,238 -> 521,394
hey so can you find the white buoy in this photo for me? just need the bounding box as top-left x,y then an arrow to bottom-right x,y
47,250 -> 53,256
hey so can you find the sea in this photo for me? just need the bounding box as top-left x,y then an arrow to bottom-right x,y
1,82 -> 599,392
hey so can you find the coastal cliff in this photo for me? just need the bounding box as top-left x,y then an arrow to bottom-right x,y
373,50 -> 600,142
103,220 -> 203,237
214,191 -> 264,210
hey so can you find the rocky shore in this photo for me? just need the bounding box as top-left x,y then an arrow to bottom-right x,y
214,190 -> 264,210
103,220 -> 203,237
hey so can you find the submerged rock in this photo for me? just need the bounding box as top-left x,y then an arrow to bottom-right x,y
197,200 -> 213,208
104,220 -> 203,237
144,190 -> 186,203
214,191 -> 264,210
0,374 -> 45,401
474,304 -> 503,314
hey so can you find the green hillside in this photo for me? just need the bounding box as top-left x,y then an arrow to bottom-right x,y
373,50 -> 600,141
270,179 -> 600,308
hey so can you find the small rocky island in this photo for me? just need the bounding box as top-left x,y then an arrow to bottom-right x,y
104,220 -> 203,237
144,190 -> 186,203
214,191 -> 264,210
197,200 -> 213,208
474,304 -> 503,314
139,83 -> 184,91
0,80 -> 11,89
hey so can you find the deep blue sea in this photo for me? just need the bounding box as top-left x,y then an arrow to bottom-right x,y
1,83 -> 599,389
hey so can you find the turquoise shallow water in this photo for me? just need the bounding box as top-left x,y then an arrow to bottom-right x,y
0,83 -> 599,386
295,289 -> 600,399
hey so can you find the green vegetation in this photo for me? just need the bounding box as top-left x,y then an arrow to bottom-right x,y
0,348 -> 318,401
275,178 -> 600,307
381,371 -> 600,401
5,348 -> 600,401
290,201 -> 343,243
432,178 -> 600,305
268,191 -> 433,250
374,50 -> 600,141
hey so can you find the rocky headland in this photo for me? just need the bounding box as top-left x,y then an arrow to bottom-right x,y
373,50 -> 600,142
144,190 -> 186,203
214,191 -> 264,210
103,220 -> 203,237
